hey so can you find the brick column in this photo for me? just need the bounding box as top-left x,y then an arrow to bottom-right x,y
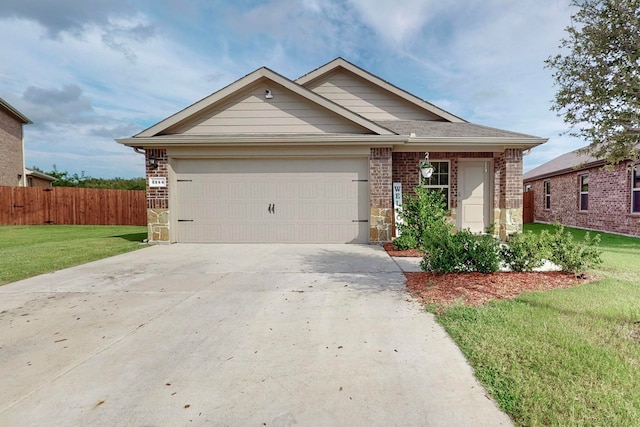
497,148 -> 523,240
369,147 -> 393,242
146,148 -> 170,243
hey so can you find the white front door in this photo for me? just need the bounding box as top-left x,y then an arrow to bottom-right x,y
458,160 -> 491,233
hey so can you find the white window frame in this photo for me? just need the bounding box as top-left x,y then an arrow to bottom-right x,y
632,165 -> 640,214
579,174 -> 589,211
544,180 -> 551,210
419,160 -> 450,209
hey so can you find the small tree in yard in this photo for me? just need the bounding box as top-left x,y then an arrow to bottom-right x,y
546,0 -> 640,165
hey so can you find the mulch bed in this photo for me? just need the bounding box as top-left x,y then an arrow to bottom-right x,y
383,243 -> 590,310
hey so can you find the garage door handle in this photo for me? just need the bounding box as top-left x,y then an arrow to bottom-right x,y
272,203 -> 275,214
268,204 -> 276,214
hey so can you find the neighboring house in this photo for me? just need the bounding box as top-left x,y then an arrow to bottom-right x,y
24,168 -> 56,187
117,58 -> 546,244
523,146 -> 640,237
0,97 -> 32,187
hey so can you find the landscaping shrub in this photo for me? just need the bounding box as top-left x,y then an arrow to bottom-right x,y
422,229 -> 502,274
394,187 -> 449,250
500,231 -> 549,272
546,224 -> 603,274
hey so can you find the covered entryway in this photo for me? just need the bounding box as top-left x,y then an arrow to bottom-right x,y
457,159 -> 492,233
172,158 -> 369,243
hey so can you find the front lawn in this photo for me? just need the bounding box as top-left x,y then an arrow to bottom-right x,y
435,224 -> 640,426
0,225 -> 147,285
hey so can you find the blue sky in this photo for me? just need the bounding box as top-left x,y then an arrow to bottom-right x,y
0,0 -> 581,178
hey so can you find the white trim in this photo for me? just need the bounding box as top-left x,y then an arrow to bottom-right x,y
419,160 -> 451,209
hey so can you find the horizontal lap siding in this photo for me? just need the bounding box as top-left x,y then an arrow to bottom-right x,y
306,71 -> 440,121
0,187 -> 146,226
170,82 -> 367,135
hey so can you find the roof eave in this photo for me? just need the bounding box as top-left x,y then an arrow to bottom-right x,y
0,98 -> 32,124
117,134 -> 406,147
523,159 -> 608,182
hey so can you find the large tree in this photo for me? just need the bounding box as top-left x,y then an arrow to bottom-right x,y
546,0 -> 640,164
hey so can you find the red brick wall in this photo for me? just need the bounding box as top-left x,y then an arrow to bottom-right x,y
526,162 -> 640,237
146,148 -> 168,209
392,151 -> 497,209
0,107 -> 24,187
370,147 -> 392,208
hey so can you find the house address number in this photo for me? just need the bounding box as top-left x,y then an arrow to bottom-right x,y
149,177 -> 167,187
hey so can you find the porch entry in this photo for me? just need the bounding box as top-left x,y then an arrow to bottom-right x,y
457,160 -> 492,233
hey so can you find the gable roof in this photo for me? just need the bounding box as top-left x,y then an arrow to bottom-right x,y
377,120 -> 541,139
296,57 -> 465,123
524,148 -> 603,182
135,66 -> 394,138
0,96 -> 31,124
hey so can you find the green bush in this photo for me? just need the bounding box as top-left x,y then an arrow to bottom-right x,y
394,187 -> 449,250
422,229 -> 501,274
500,231 -> 549,272
546,224 -> 603,274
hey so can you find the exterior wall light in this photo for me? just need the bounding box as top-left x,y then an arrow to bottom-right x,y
148,154 -> 158,169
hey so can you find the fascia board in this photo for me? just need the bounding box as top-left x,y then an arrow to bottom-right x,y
116,135 -> 405,147
0,98 -> 32,124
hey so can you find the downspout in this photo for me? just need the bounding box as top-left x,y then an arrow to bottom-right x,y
133,146 -> 146,155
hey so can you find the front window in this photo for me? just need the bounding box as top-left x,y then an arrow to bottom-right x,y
544,181 -> 551,210
633,166 -> 640,213
579,175 -> 589,211
420,161 -> 450,208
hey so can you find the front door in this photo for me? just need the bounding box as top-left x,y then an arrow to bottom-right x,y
458,160 -> 491,233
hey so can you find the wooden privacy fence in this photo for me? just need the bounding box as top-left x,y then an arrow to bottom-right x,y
523,190 -> 534,224
0,186 -> 146,226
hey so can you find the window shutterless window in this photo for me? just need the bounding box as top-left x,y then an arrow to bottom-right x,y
579,175 -> 589,211
420,161 -> 450,208
633,166 -> 640,213
544,180 -> 551,210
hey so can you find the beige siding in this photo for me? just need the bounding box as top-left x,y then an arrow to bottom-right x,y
164,81 -> 371,135
305,70 -> 441,122
172,158 -> 369,243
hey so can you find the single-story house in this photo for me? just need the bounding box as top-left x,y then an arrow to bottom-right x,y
117,58 -> 546,244
523,146 -> 640,237
0,96 -> 32,187
24,168 -> 56,187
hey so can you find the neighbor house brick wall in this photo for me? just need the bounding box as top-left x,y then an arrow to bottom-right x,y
145,148 -> 170,242
526,162 -> 640,237
369,147 -> 393,241
0,107 -> 24,187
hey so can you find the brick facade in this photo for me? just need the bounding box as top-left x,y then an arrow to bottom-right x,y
369,147 -> 393,241
527,162 -> 640,237
145,148 -> 170,242
0,107 -> 25,187
391,151 -> 523,239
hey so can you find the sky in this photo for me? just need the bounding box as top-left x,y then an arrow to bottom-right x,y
0,0 -> 583,178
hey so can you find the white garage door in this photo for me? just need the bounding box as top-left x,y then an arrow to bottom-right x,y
172,158 -> 369,243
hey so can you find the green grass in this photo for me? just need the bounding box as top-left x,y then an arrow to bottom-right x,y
0,225 -> 147,285
436,224 -> 640,426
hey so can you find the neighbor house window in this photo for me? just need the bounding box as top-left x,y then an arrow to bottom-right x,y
420,161 -> 450,208
633,166 -> 640,213
579,174 -> 589,211
544,180 -> 551,210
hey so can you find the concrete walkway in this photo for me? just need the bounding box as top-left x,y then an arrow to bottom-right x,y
0,244 -> 512,426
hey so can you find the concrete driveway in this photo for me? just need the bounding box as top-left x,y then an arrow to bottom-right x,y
0,244 -> 511,426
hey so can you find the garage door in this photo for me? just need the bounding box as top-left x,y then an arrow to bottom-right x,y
172,158 -> 369,243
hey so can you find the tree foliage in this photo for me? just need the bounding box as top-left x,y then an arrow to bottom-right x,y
546,0 -> 640,164
32,165 -> 145,190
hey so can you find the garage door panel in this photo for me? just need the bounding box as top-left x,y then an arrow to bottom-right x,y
173,158 -> 368,243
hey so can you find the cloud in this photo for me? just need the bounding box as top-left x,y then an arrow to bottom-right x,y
22,84 -> 94,124
0,0 -> 133,38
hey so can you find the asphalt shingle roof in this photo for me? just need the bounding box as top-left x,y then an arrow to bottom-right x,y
375,120 -> 540,139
